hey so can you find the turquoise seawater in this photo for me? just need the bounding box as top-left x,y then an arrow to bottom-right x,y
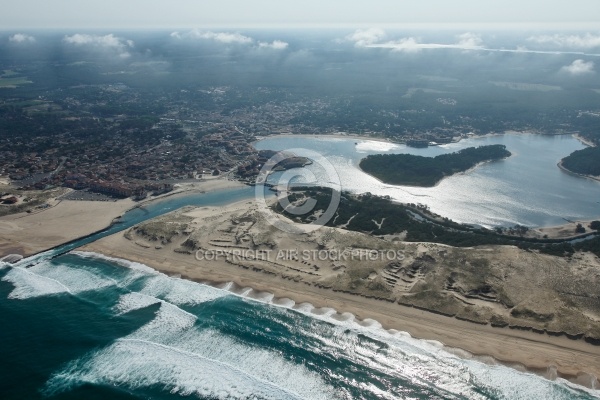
1,251 -> 598,399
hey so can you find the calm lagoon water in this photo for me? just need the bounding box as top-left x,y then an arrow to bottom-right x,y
255,133 -> 600,228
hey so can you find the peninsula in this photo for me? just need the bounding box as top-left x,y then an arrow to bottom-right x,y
559,146 -> 600,182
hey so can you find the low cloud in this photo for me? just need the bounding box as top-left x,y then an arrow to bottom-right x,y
171,30 -> 288,51
369,36 -> 484,52
561,59 -> 595,75
348,30 -> 484,52
171,30 -> 253,44
347,30 -> 600,56
457,32 -> 483,48
528,33 -> 600,49
63,34 -> 134,59
346,28 -> 386,47
258,40 -> 289,50
9,33 -> 35,43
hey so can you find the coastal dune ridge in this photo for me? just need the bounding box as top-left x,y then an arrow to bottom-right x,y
79,197 -> 600,390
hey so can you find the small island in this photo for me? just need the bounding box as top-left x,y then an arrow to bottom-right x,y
359,145 -> 512,187
559,146 -> 600,180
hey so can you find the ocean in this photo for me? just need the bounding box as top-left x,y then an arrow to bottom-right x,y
1,250 -> 597,399
0,184 -> 598,399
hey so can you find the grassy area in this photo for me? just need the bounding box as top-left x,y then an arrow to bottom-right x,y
1,70 -> 19,78
0,77 -> 33,88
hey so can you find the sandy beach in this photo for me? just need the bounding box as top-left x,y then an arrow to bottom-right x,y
574,133 -> 597,148
0,178 -> 245,258
80,198 -> 600,388
531,219 -> 600,239
0,198 -> 135,257
557,159 -> 600,184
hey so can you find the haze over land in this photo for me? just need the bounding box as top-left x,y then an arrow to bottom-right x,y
2,27 -> 600,195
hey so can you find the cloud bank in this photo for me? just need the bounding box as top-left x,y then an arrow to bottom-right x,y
170,30 -> 288,50
561,59 -> 595,75
63,33 -> 134,58
9,33 -> 35,43
171,30 -> 252,44
456,32 -> 483,48
528,33 -> 600,49
345,29 -> 600,57
347,29 -> 484,52
258,40 -> 288,50
346,28 -> 386,47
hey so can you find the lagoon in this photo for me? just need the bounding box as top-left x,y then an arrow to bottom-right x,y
255,133 -> 600,228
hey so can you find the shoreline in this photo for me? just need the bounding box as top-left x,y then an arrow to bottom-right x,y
255,132 -> 396,144
199,278 -> 600,389
557,160 -> 600,184
573,133 -> 597,148
122,178 -> 247,213
256,129 -> 575,148
0,178 -> 246,258
76,241 -> 600,390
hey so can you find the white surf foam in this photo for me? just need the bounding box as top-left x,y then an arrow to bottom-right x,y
126,298 -> 198,343
121,276 -> 598,399
465,359 -> 599,399
71,251 -> 229,306
24,252 -> 598,399
45,294 -> 338,400
28,262 -> 117,294
44,338 -> 333,400
113,292 -> 162,315
41,268 -> 338,398
267,295 -> 599,399
226,289 -> 570,398
139,274 -> 227,306
2,266 -> 71,299
70,251 -> 159,274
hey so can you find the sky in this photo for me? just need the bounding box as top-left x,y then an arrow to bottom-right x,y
0,0 -> 599,30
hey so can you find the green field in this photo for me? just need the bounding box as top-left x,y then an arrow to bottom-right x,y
1,69 -> 19,77
0,77 -> 33,88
